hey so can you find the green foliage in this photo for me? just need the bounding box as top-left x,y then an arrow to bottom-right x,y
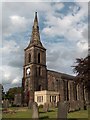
73,56 -> 90,92
1,84 -> 5,100
2,107 -> 88,119
5,87 -> 22,101
39,104 -> 43,108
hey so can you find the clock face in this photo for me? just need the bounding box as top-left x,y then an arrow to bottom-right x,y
26,68 -> 30,75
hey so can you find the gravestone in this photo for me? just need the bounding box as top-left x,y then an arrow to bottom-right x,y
43,103 -> 49,112
57,101 -> 68,119
28,100 -> 33,109
14,94 -> 21,106
32,102 -> 39,119
0,84 -> 2,108
3,99 -> 9,108
69,101 -> 75,112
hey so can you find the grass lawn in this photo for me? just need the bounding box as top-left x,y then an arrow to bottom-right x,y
2,107 -> 89,119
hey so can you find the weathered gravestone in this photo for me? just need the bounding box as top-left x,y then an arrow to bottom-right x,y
3,99 -> 9,108
0,85 -> 2,119
57,101 -> 68,119
43,103 -> 49,112
14,94 -> 21,106
0,84 -> 2,108
28,100 -> 33,109
32,102 -> 39,119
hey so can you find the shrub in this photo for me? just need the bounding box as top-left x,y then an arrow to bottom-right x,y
39,104 -> 43,108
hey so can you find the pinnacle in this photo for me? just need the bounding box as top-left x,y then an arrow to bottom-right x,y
26,12 -> 45,49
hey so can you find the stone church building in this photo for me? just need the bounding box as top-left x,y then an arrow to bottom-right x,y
22,12 -> 88,111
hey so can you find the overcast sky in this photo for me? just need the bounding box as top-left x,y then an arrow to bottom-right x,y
1,1 -> 89,92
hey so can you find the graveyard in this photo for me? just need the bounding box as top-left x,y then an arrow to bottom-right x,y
1,4 -> 89,120
2,106 -> 89,119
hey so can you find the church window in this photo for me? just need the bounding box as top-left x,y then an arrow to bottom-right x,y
50,96 -> 52,102
56,80 -> 58,91
52,96 -> 56,102
75,87 -> 77,100
63,80 -> 67,101
37,96 -> 43,102
38,53 -> 40,63
73,83 -> 77,100
28,53 -> 31,63
67,81 -> 69,101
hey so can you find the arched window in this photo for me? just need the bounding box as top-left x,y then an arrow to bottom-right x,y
73,83 -> 77,101
28,53 -> 31,63
63,80 -> 67,101
67,81 -> 69,101
38,53 -> 40,63
56,80 -> 58,91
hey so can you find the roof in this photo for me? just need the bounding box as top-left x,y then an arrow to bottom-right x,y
25,12 -> 45,50
47,69 -> 75,80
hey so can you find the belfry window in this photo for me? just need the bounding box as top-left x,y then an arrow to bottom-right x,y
38,53 -> 40,63
29,53 -> 31,63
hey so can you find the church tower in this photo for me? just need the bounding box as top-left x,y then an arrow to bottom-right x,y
22,12 -> 48,105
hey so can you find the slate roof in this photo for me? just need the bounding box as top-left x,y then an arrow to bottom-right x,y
47,69 -> 75,80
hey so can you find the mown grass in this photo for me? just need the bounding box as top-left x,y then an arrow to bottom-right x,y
2,107 -> 89,119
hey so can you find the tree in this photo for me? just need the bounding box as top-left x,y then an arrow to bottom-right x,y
6,87 -> 22,101
73,56 -> 90,92
0,84 -> 5,100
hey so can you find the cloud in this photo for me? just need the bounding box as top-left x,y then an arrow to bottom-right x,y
2,40 -> 19,54
53,3 -> 64,11
1,65 -> 22,85
12,77 -> 20,84
77,40 -> 88,51
9,15 -> 29,32
46,41 -> 87,75
42,3 -> 88,40
2,0 -> 90,2
1,2 -> 88,91
3,0 -> 45,2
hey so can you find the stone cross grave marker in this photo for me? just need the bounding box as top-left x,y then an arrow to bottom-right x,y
32,102 -> 39,119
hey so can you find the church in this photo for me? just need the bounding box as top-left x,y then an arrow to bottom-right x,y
22,12 -> 88,111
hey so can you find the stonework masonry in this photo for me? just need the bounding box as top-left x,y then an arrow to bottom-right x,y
22,12 -> 88,111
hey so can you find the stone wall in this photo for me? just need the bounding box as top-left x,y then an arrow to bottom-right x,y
47,70 -> 87,111
47,70 -> 74,102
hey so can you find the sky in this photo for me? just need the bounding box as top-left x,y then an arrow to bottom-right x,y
0,1 -> 89,92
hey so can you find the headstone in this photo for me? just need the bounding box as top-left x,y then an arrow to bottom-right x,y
28,100 -> 33,109
0,89 -> 1,119
14,94 -> 21,106
0,84 -> 2,108
43,103 -> 49,112
3,99 -> 9,108
69,100 -> 76,112
32,102 -> 39,119
80,100 -> 85,110
57,101 -> 68,119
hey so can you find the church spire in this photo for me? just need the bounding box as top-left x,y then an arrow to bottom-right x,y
34,12 -> 38,27
28,12 -> 44,48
